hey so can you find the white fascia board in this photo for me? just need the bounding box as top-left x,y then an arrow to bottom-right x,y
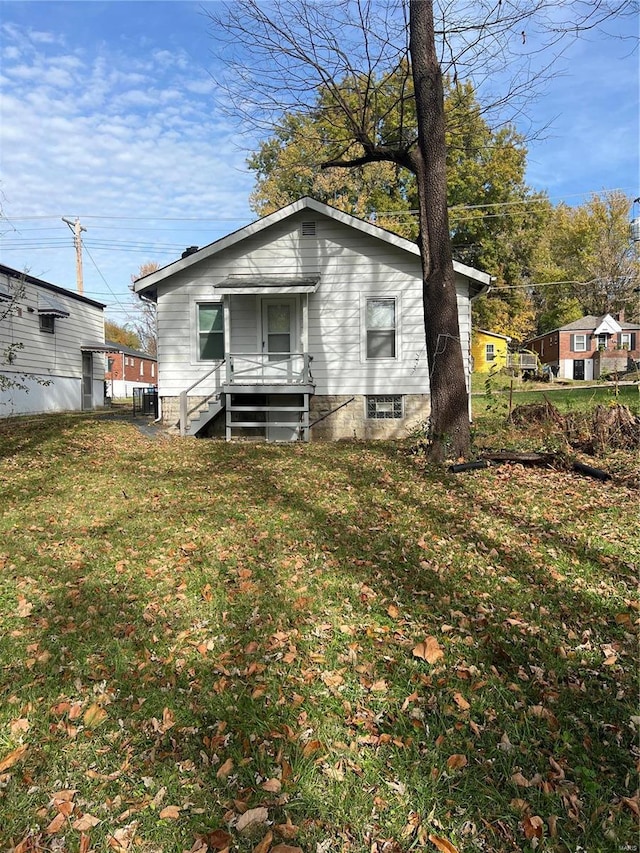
593,314 -> 622,335
133,196 -> 491,292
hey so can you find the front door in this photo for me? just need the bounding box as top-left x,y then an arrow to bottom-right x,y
82,352 -> 93,410
573,359 -> 585,380
262,298 -> 296,381
263,299 -> 295,358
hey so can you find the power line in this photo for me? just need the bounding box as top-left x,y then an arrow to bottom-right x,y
1,188 -> 634,223
82,243 -> 135,320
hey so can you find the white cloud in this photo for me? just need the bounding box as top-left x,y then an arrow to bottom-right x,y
0,13 -> 256,318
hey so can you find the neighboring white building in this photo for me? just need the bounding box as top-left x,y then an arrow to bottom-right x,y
133,198 -> 491,441
0,264 -> 106,417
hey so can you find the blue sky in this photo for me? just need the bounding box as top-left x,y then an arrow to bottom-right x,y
0,1 -> 638,327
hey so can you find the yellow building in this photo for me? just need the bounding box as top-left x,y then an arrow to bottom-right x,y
471,329 -> 511,373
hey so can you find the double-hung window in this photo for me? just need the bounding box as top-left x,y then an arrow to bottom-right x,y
573,334 -> 587,352
485,343 -> 495,362
366,297 -> 396,359
198,303 -> 224,360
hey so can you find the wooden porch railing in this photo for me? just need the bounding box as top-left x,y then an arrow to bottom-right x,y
226,353 -> 313,385
179,361 -> 225,437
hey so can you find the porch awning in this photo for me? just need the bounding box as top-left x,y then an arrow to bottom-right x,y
214,274 -> 320,295
38,296 -> 70,318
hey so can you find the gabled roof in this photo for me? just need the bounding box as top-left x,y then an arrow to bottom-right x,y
474,328 -> 512,341
133,197 -> 492,295
525,313 -> 640,343
558,314 -> 640,333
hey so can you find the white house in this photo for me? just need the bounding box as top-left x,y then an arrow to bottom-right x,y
133,198 -> 491,441
0,264 -> 106,417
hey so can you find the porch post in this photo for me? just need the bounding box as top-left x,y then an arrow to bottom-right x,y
302,293 -> 309,353
223,294 -> 231,360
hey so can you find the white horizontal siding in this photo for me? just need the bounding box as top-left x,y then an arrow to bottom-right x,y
155,209 -> 475,399
0,276 -> 105,415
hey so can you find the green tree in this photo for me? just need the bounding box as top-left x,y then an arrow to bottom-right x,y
210,0 -> 633,459
531,191 -> 639,328
104,320 -> 141,350
249,75 -> 547,343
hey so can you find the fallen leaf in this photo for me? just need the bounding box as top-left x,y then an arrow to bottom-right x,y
185,839 -> 209,853
207,829 -> 233,849
79,833 -> 91,853
511,771 -> 530,787
216,758 -> 234,779
159,805 -> 181,820
252,830 -> 273,853
261,777 -> 281,793
428,835 -> 459,853
83,704 -> 108,728
446,754 -> 467,770
622,794 -> 640,816
453,692 -> 470,711
271,846 -> 303,853
10,718 -> 30,735
17,596 -> 33,617
237,807 -> 269,834
274,816 -> 298,839
522,815 -> 544,840
301,739 -> 322,757
413,636 -> 444,664
0,744 -> 28,772
72,814 -> 101,831
108,821 -> 138,852
45,812 -> 67,834
387,604 -> 400,619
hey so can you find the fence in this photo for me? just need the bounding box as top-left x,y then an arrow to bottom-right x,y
133,387 -> 158,417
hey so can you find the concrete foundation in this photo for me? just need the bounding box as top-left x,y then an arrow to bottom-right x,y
162,392 -> 431,441
309,394 -> 430,440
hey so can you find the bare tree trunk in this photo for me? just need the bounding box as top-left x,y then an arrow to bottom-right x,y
409,0 -> 471,461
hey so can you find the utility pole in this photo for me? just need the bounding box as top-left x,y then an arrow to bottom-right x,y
62,217 -> 87,294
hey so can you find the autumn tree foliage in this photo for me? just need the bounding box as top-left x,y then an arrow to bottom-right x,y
104,320 -> 142,351
249,76 -> 547,344
209,0 -> 634,459
531,191 -> 640,330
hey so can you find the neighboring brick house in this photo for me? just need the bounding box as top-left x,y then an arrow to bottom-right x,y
523,312 -> 640,381
104,341 -> 157,398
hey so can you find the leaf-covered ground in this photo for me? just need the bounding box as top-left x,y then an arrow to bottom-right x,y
0,413 -> 637,853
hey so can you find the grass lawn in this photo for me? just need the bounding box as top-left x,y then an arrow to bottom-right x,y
471,377 -> 640,419
0,410 -> 638,853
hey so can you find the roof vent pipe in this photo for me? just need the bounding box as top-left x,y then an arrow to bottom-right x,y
181,246 -> 199,258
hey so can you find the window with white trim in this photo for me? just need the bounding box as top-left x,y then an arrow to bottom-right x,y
621,333 -> 631,348
140,361 -> 144,376
596,333 -> 608,349
198,303 -> 224,360
151,363 -> 155,378
573,334 -> 587,352
485,343 -> 495,362
366,297 -> 396,359
367,395 -> 403,419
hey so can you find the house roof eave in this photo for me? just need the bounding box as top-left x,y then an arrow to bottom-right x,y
133,197 -> 492,293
